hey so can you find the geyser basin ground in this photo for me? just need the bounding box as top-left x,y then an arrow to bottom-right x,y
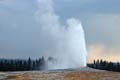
0,67 -> 120,80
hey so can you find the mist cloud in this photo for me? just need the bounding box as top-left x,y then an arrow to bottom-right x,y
35,0 -> 87,69
0,0 -> 87,69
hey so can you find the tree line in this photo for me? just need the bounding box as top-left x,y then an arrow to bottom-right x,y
0,57 -> 46,71
0,57 -> 120,72
87,59 -> 120,72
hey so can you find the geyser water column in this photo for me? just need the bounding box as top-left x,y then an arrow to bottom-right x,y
35,0 -> 87,69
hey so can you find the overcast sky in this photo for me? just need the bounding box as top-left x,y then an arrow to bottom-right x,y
0,0 -> 120,62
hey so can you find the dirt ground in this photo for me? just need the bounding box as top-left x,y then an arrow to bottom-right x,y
0,69 -> 120,80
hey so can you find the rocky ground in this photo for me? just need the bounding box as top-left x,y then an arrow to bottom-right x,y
0,67 -> 120,80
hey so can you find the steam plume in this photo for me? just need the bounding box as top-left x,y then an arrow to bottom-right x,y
35,0 -> 87,69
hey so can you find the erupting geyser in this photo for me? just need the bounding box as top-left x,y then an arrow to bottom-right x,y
36,0 -> 87,69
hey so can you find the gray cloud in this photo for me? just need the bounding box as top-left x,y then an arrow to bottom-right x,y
83,14 -> 120,48
0,0 -> 40,58
54,0 -> 120,19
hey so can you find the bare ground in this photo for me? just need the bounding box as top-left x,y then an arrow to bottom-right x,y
0,68 -> 120,80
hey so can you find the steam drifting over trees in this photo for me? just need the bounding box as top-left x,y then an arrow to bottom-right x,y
0,57 -> 45,71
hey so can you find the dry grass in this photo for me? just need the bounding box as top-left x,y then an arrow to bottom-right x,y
0,74 -> 32,80
0,71 -> 120,80
64,72 -> 120,80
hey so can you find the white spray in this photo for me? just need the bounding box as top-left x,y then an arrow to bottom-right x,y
35,0 -> 87,69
